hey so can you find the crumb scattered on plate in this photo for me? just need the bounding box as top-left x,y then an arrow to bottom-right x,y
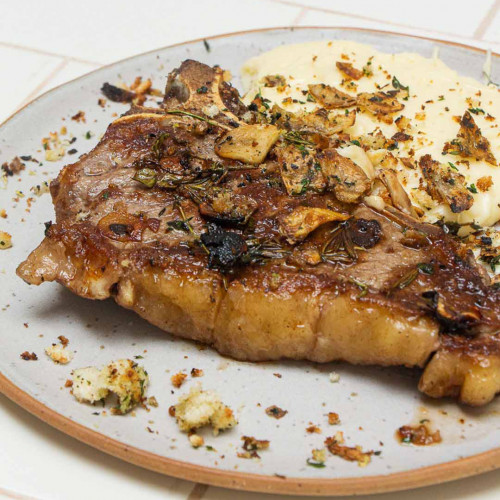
72,359 -> 148,414
20,351 -> 37,361
173,383 -> 237,435
0,231 -> 12,249
265,405 -> 288,419
45,343 -> 74,364
171,372 -> 187,388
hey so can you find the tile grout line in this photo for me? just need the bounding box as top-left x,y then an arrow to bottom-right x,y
0,40 -> 102,67
474,0 -> 500,38
291,6 -> 309,26
186,482 -> 209,500
264,0 -> 500,45
18,58 -> 71,108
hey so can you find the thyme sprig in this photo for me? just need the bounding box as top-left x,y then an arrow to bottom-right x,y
283,131 -> 314,148
173,200 -> 209,255
387,268 -> 419,296
320,223 -> 359,265
240,238 -> 291,265
348,277 -> 369,297
165,109 -> 232,131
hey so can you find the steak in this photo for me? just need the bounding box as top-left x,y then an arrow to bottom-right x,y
17,60 -> 500,406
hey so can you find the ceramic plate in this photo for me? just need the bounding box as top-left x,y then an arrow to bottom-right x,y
0,27 -> 499,496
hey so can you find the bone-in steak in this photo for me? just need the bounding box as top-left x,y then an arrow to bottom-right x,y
17,60 -> 500,406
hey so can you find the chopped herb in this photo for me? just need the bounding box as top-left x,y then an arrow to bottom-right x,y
388,268 -> 419,295
417,262 -> 434,275
448,162 -> 458,171
85,131 -> 92,139
134,355 -> 144,359
392,76 -> 409,92
306,459 -> 326,468
298,177 -> 310,195
196,86 -> 208,94
203,39 -> 211,52
206,445 -> 216,451
151,132 -> 168,160
468,107 -> 485,115
420,419 -> 430,424
167,219 -> 192,232
349,277 -> 368,297
306,93 -> 316,102
489,255 -> 500,272
467,184 -> 478,194
350,139 -> 361,147
438,95 -> 445,101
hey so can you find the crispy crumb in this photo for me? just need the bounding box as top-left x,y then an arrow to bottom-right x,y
397,424 -> 442,445
98,98 -> 107,107
328,412 -> 340,425
312,448 -> 327,463
265,405 -> 287,419
58,335 -> 69,346
0,231 -> 12,249
325,435 -> 373,467
72,359 -> 148,415
20,351 -> 37,361
191,368 -> 204,378
329,372 -> 340,383
237,450 -> 260,459
71,111 -> 86,123
2,157 -> 25,176
189,433 -> 205,448
174,383 -> 237,435
306,425 -> 321,434
64,379 -> 73,388
171,372 -> 188,388
30,181 -> 50,196
45,343 -> 74,364
147,396 -> 159,407
242,435 -> 270,452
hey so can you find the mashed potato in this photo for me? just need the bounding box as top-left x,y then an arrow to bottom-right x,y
242,40 -> 500,230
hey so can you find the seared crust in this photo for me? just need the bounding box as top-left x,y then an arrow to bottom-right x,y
17,60 -> 500,406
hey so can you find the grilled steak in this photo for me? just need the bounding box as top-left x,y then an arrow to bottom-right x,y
17,60 -> 500,406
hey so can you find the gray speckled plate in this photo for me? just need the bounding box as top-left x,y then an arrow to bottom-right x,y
0,28 -> 499,496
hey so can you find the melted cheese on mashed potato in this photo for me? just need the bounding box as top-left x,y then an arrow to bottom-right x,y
241,40 -> 500,231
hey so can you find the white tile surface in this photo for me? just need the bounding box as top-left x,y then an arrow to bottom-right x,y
0,394 -> 193,500
0,45 -> 62,123
29,60 -> 101,101
0,0 -> 301,65
296,8 -> 500,52
483,7 -> 500,43
272,0 -> 496,36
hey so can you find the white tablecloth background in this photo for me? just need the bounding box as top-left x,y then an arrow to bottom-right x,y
1,1 -> 499,498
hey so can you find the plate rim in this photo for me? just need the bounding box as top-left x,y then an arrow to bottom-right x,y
2,373 -> 499,496
1,26 -> 499,496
